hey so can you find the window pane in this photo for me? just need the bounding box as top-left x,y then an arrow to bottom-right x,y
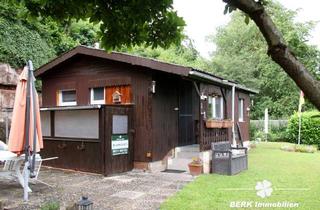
93,87 -> 104,100
239,99 -> 244,121
207,96 -> 213,119
112,115 -> 128,134
62,90 -> 76,102
215,97 -> 222,119
55,110 -> 99,139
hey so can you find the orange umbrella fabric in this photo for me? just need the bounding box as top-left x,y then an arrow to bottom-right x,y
8,67 -> 43,154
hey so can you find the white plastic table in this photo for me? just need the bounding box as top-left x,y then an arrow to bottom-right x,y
0,151 -> 31,192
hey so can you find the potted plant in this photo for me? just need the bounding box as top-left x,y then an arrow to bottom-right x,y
188,157 -> 203,176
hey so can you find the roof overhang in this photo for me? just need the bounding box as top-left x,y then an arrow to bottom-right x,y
188,70 -> 259,94
35,46 -> 191,78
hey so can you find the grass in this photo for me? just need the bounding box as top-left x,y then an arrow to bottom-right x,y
161,142 -> 320,210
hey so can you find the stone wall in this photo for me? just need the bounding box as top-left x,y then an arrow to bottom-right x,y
0,63 -> 18,142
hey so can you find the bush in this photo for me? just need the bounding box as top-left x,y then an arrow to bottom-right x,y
250,123 -> 288,142
286,111 -> 320,148
280,144 -> 317,153
41,201 -> 60,210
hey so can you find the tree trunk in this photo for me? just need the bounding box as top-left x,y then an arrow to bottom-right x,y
223,0 -> 320,110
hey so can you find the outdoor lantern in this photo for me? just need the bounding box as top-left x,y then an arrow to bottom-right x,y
151,80 -> 156,93
76,196 -> 93,210
200,93 -> 207,100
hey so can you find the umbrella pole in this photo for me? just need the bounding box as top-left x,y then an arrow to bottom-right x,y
23,60 -> 33,201
30,61 -> 37,177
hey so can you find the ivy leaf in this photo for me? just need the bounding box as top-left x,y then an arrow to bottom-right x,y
245,15 -> 250,25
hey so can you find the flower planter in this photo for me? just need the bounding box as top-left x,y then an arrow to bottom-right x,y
206,119 -> 233,128
188,163 -> 203,176
222,120 -> 233,128
205,120 -> 223,128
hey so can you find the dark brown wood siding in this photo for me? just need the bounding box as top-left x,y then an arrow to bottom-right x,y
151,73 -> 179,161
41,55 -> 152,162
42,139 -> 103,173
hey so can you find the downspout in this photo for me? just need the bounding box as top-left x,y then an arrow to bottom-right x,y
232,84 -> 236,146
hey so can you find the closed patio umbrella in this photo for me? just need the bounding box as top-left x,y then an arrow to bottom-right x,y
8,60 -> 43,201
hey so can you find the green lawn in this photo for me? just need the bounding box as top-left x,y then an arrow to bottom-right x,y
161,142 -> 320,210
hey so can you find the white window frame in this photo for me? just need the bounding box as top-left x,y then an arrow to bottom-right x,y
208,96 -> 224,120
58,89 -> 77,106
90,87 -> 105,105
239,98 -> 244,122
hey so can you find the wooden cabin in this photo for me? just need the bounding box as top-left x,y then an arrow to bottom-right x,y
35,46 -> 257,175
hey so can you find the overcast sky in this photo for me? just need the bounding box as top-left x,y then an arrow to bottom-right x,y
173,0 -> 320,58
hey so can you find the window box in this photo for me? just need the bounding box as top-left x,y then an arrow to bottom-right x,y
206,119 -> 233,128
222,119 -> 233,128
206,120 -> 223,128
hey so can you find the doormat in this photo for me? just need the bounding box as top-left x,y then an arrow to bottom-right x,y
161,169 -> 186,173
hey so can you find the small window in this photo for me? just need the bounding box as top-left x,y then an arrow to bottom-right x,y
208,95 -> 224,120
239,98 -> 244,122
58,90 -> 77,106
90,87 -> 105,104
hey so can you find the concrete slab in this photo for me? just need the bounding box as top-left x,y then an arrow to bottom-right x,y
0,167 -> 194,209
111,191 -> 144,199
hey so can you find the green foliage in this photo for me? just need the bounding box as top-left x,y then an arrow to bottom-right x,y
69,20 -> 100,47
280,144 -> 317,153
21,0 -> 185,49
118,38 -> 210,70
295,144 -> 317,153
0,1 -> 100,68
250,120 -> 288,142
40,201 -> 59,210
209,1 -> 319,119
0,3 -> 55,68
287,111 -> 320,148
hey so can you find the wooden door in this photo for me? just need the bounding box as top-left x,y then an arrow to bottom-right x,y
178,81 -> 196,146
104,106 -> 134,175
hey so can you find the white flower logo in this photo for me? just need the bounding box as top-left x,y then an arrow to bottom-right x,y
255,180 -> 273,198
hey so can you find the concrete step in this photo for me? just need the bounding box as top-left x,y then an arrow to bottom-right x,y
175,151 -> 200,159
167,157 -> 191,171
175,144 -> 200,153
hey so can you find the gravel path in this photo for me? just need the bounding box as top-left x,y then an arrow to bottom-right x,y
0,168 -> 194,210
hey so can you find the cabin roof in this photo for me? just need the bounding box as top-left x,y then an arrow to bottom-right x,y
35,45 -> 258,94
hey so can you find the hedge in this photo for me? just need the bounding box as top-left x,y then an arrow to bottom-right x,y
286,111 -> 320,148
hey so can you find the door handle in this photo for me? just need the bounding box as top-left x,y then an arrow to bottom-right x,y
174,107 -> 179,111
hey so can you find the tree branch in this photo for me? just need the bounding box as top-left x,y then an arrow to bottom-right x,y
223,0 -> 320,110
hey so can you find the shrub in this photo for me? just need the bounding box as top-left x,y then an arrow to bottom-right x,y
280,144 -> 317,153
41,201 -> 60,210
286,111 -> 320,148
250,120 -> 288,142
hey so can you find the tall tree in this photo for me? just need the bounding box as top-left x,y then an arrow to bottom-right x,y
209,3 -> 319,118
222,0 -> 320,110
20,0 -> 185,49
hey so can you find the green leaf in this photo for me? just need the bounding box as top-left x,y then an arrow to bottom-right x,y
245,15 -> 250,25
